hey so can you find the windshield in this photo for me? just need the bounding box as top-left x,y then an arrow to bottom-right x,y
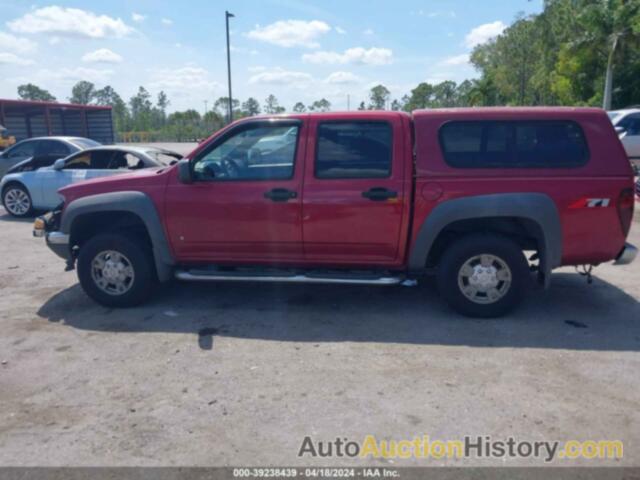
145,150 -> 182,165
608,112 -> 621,122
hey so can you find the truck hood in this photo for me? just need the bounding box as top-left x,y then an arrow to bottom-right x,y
58,166 -> 169,202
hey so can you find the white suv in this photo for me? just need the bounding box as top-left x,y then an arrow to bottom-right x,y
609,108 -> 640,168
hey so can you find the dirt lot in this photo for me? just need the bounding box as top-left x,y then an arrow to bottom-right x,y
0,207 -> 638,467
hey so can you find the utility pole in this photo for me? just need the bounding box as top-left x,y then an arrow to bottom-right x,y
225,11 -> 235,124
347,94 -> 350,111
204,100 -> 208,116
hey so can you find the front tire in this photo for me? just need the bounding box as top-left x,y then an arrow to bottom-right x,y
2,183 -> 33,217
436,234 -> 530,318
77,233 -> 156,307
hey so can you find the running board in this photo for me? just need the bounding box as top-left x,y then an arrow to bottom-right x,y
175,269 -> 404,286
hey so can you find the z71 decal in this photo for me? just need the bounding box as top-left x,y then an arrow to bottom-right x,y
569,198 -> 611,209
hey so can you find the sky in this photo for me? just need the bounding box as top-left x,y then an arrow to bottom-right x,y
0,0 -> 544,113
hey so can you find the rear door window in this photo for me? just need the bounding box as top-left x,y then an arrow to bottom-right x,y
315,122 -> 392,178
7,141 -> 36,159
37,140 -> 70,157
439,121 -> 589,168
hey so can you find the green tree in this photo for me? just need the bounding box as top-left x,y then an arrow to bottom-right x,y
455,80 -> 475,107
368,85 -> 390,110
432,81 -> 458,107
264,94 -> 285,114
69,81 -> 96,104
309,98 -> 331,112
157,91 -> 169,119
214,97 -> 240,116
242,97 -> 261,116
17,83 -> 56,102
129,86 -> 153,131
403,83 -> 434,111
573,0 -> 640,109
357,101 -> 366,111
94,85 -> 129,133
292,102 -> 306,113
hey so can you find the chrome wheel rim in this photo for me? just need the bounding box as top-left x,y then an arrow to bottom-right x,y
457,254 -> 512,304
91,250 -> 135,296
4,188 -> 30,215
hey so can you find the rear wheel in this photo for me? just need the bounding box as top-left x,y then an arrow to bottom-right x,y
436,234 -> 529,318
77,233 -> 156,307
2,184 -> 33,217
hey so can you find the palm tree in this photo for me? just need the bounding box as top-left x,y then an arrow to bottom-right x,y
574,0 -> 640,110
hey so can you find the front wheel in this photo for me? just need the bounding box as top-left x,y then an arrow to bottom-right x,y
2,184 -> 33,217
77,233 -> 156,307
436,234 -> 530,318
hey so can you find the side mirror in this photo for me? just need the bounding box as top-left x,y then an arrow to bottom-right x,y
177,158 -> 193,184
615,126 -> 626,135
53,158 -> 66,170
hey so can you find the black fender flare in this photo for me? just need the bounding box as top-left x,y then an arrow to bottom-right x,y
61,191 -> 175,282
408,193 -> 562,284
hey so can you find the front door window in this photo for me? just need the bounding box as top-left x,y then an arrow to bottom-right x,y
192,124 -> 299,181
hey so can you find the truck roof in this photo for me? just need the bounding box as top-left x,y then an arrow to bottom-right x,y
247,107 -> 606,122
412,106 -> 606,120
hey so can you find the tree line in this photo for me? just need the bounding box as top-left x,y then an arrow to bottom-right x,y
16,82 -> 336,141
14,0 -> 640,141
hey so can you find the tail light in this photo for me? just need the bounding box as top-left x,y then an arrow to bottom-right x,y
617,188 -> 634,237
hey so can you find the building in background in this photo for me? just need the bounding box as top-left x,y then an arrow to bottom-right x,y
0,99 -> 114,145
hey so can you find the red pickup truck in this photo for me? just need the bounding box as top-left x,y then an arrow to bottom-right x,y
33,108 -> 637,317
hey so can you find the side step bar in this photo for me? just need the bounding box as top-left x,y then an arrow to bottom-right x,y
175,269 -> 404,286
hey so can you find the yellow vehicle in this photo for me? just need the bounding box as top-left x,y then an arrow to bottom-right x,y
0,125 -> 16,151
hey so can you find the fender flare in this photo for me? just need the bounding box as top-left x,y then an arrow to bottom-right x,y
408,193 -> 562,284
61,191 -> 175,282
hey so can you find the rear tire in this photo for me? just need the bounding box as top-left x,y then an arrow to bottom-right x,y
436,234 -> 529,318
2,183 -> 33,218
77,233 -> 156,307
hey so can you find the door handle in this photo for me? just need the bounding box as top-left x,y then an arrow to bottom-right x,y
362,187 -> 398,201
264,188 -> 297,202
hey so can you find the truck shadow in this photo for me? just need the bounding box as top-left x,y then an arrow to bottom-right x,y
37,272 -> 640,352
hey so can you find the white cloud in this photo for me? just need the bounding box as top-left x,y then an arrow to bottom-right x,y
248,67 -> 313,86
8,6 -> 134,39
247,20 -> 330,48
0,53 -> 34,66
132,12 -> 146,23
0,32 -> 37,54
464,21 -> 506,48
161,18 -> 173,26
325,71 -> 361,84
149,66 -> 221,91
82,48 -> 123,64
48,36 -> 61,45
336,26 -> 346,35
147,66 -> 223,110
248,66 -> 267,73
303,47 -> 393,66
40,67 -> 114,84
424,10 -> 456,18
230,46 -> 259,55
362,28 -> 374,35
441,53 -> 469,67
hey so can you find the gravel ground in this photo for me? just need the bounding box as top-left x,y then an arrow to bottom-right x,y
0,207 -> 638,467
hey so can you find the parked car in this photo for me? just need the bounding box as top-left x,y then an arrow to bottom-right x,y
34,108 -> 636,317
0,124 -> 16,151
2,146 -> 180,217
609,108 -> 640,172
0,136 -> 100,178
254,126 -> 298,154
